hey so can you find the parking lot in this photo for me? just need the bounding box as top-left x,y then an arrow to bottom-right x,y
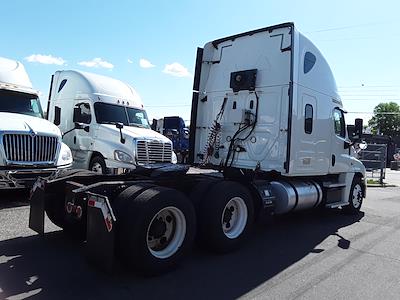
1,171 -> 400,300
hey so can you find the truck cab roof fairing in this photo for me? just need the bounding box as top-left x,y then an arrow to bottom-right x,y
53,70 -> 144,108
294,32 -> 341,105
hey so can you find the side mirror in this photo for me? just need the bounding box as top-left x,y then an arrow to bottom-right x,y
151,119 -> 157,131
359,142 -> 368,150
354,118 -> 363,139
115,123 -> 125,144
171,129 -> 179,135
73,107 -> 80,123
74,122 -> 90,132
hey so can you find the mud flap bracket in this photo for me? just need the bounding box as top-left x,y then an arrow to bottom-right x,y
86,192 -> 116,272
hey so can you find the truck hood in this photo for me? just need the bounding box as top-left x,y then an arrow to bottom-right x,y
102,124 -> 171,143
0,112 -> 61,136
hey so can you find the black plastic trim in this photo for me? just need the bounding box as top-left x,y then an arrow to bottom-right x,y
46,75 -> 54,120
212,22 -> 294,49
284,24 -> 295,173
189,47 -> 204,164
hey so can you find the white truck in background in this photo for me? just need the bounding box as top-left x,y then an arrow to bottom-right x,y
30,23 -> 366,275
0,57 -> 72,189
46,70 -> 176,174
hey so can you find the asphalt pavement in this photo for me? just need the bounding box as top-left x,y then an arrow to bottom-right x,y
1,171 -> 400,299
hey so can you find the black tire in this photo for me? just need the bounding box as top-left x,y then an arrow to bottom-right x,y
44,170 -> 96,231
188,179 -> 219,211
113,182 -> 156,255
343,177 -> 364,214
177,153 -> 183,164
89,155 -> 107,174
44,193 -> 87,239
45,193 -> 67,228
116,186 -> 196,275
197,181 -> 254,253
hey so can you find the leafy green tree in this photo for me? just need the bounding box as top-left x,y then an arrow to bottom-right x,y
368,102 -> 400,136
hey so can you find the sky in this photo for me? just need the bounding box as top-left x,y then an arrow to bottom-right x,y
1,0 -> 400,125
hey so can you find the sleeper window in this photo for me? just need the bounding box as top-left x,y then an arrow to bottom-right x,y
304,52 -> 316,74
58,79 -> 67,93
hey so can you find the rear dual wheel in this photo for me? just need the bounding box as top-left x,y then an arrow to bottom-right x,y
114,184 -> 196,275
196,181 -> 255,253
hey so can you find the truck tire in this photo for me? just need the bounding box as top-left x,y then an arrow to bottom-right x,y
45,194 -> 87,239
89,156 -> 107,174
45,169 -> 95,229
343,177 -> 364,214
116,186 -> 196,275
45,193 -> 66,228
197,181 -> 254,253
113,182 -> 156,254
188,179 -> 220,210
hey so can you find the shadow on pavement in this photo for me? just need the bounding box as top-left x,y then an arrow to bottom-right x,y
0,209 -> 364,300
0,190 -> 30,209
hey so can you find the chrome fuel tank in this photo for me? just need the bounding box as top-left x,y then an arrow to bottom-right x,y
270,180 -> 322,214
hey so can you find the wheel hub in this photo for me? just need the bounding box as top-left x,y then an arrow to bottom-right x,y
91,162 -> 103,173
221,197 -> 248,239
149,217 -> 167,239
146,207 -> 187,259
223,205 -> 234,225
352,184 -> 363,208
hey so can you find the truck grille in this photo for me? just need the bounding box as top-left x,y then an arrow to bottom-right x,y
2,134 -> 58,163
136,140 -> 172,164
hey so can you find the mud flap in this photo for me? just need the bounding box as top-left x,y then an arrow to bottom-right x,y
29,178 -> 47,234
86,192 -> 116,272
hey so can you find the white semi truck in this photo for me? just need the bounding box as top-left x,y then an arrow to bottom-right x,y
29,23 -> 366,275
0,57 -> 72,188
46,70 -> 176,174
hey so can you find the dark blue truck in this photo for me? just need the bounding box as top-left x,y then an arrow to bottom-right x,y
151,116 -> 189,163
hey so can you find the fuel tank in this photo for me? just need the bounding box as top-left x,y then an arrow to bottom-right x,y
269,180 -> 322,214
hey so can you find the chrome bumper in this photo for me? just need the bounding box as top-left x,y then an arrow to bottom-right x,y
0,164 -> 72,189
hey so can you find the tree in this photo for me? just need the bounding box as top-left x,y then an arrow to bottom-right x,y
368,102 -> 400,136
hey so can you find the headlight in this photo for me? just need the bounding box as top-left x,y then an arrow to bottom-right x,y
56,142 -> 73,166
114,150 -> 134,163
171,151 -> 177,164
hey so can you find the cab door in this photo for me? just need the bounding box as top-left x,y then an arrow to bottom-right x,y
329,108 -> 350,174
69,101 -> 94,168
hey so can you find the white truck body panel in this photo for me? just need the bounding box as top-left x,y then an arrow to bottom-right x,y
0,57 -> 72,188
47,70 -> 174,172
195,26 -> 291,173
193,23 -> 365,178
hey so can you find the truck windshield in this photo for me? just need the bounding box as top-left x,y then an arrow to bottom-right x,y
164,117 -> 180,129
127,107 -> 150,128
94,102 -> 128,125
0,90 -> 43,118
94,102 -> 150,129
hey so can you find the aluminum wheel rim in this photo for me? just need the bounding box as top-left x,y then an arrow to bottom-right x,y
352,184 -> 363,208
146,206 -> 186,259
91,162 -> 103,173
221,197 -> 248,239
